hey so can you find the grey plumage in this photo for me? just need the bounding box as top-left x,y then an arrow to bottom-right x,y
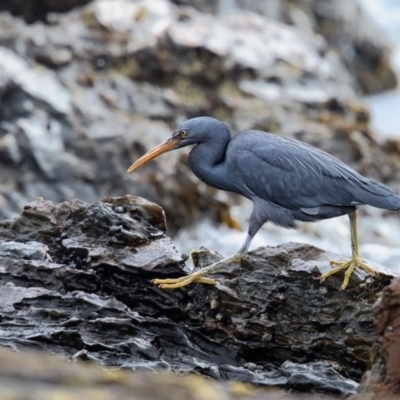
128,116 -> 400,291
184,117 -> 400,234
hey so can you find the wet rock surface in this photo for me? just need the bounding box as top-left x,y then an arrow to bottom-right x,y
0,196 -> 396,397
355,278 -> 400,399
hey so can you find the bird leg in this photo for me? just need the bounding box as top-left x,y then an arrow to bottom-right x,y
152,235 -> 252,289
320,211 -> 378,290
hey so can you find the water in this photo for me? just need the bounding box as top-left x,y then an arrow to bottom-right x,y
175,201 -> 400,272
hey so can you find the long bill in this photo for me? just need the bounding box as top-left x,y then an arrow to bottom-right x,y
127,138 -> 179,173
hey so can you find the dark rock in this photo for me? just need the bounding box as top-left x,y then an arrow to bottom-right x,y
355,278 -> 400,400
0,196 -> 396,397
192,244 -> 394,383
0,0 -> 92,23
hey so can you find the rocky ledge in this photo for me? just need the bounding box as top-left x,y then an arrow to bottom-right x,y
0,195 -> 396,398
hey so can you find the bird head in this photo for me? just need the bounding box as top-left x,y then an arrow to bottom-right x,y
127,117 -> 225,173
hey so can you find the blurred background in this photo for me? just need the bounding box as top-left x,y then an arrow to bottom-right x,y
0,0 -> 399,269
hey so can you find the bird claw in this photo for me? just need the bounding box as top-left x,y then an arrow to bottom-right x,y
152,252 -> 243,290
152,275 -> 217,289
320,257 -> 378,290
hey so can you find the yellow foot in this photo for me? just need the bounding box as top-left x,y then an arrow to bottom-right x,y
320,257 -> 378,290
153,252 -> 241,289
152,275 -> 217,290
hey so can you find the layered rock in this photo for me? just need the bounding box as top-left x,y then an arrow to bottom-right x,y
356,278 -> 400,399
0,196 -> 396,397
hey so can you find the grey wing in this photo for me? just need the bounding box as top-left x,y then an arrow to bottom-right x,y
230,132 -> 400,212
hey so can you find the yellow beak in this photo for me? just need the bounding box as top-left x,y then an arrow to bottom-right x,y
127,138 -> 179,173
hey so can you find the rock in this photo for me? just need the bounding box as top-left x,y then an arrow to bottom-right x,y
302,0 -> 397,94
193,244 -> 394,383
0,0 -> 92,23
0,196 -> 396,397
0,6 -> 232,231
355,278 -> 400,399
280,360 -> 358,396
0,47 -> 71,115
0,240 -> 49,260
0,2 -> 395,396
0,0 -> 398,232
172,0 -> 398,95
0,348 -> 339,400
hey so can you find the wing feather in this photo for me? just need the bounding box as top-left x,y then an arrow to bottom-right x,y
227,131 -> 399,211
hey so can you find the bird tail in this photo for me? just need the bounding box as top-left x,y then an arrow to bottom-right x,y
352,180 -> 400,211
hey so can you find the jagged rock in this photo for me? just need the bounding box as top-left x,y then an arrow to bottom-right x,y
355,278 -> 400,399
0,196 -> 396,397
193,245 -> 394,383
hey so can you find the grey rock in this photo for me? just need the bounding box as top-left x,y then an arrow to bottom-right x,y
280,361 -> 358,395
0,46 -> 71,115
0,285 -> 60,312
0,132 -> 21,164
0,197 -> 394,397
172,0 -> 397,94
0,241 -> 48,260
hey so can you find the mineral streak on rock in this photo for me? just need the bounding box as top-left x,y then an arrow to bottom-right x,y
0,196 -> 396,397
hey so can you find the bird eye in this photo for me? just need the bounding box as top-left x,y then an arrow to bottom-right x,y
180,129 -> 187,137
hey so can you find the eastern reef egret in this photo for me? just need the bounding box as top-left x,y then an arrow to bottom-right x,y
127,117 -> 400,290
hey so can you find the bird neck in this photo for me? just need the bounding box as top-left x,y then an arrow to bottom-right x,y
188,131 -> 231,189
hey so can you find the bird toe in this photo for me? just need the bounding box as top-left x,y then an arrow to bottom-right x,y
321,257 -> 378,290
